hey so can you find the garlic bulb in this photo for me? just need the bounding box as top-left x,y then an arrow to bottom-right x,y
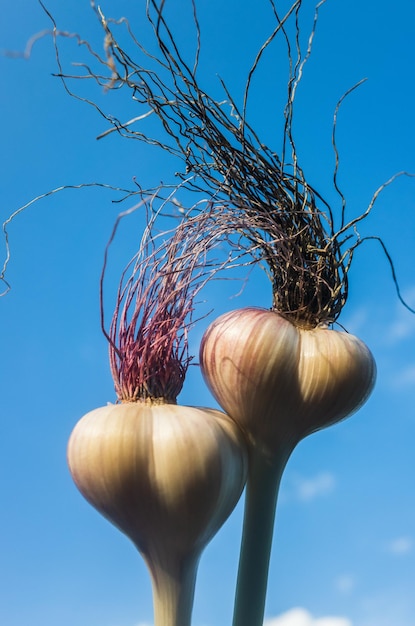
200,307 -> 376,458
68,401 -> 247,626
200,306 -> 376,626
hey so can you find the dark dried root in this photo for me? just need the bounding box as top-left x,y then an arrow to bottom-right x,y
8,0 -> 414,327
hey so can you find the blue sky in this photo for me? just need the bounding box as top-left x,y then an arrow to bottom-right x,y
1,1 -> 414,626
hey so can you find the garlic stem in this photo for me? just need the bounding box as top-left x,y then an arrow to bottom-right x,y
232,449 -> 290,626
150,554 -> 198,626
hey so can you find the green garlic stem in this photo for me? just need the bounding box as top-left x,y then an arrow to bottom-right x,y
232,449 -> 289,626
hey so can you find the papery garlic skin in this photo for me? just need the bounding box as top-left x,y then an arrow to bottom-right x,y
68,402 -> 247,626
200,307 -> 376,457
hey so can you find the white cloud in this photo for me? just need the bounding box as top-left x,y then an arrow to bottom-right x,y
264,607 -> 352,626
340,307 -> 369,336
388,317 -> 415,342
334,574 -> 356,594
390,363 -> 415,388
292,472 -> 336,502
357,586 -> 415,626
385,287 -> 415,344
386,535 -> 413,555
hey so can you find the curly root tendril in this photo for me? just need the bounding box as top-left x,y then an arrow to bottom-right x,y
38,0 -> 414,327
100,193 -> 234,403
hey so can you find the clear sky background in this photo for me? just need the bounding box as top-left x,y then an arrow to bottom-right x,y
1,1 -> 414,626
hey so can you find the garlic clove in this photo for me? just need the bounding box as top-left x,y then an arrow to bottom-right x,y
200,307 -> 300,453
296,326 -> 376,437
